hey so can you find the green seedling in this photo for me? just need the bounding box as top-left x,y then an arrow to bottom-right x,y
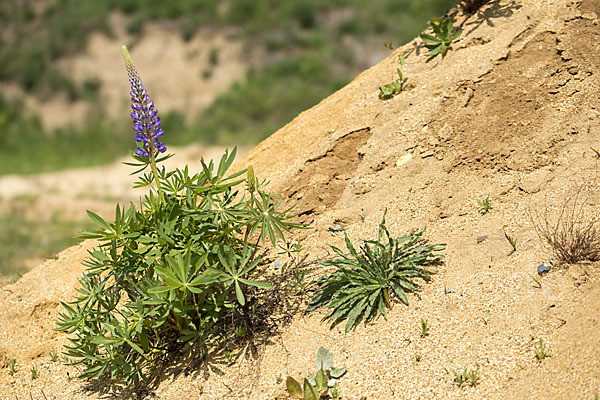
453,367 -> 479,387
276,373 -> 283,385
534,338 -> 549,360
504,230 -> 517,253
278,240 -> 303,258
31,363 -> 38,380
8,359 -> 17,374
49,347 -> 59,362
378,55 -> 406,99
286,347 -> 347,400
420,318 -> 429,337
477,194 -> 492,214
415,353 -> 422,362
420,17 -> 462,58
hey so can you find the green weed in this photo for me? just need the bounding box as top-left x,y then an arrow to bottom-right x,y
534,338 -> 549,360
49,347 -> 59,362
477,194 -> 492,214
379,55 -> 406,99
420,318 -> 429,337
286,347 -> 346,400
504,230 -> 517,253
453,367 -> 479,387
8,359 -> 16,374
30,363 -> 38,380
420,17 -> 462,58
308,210 -> 446,332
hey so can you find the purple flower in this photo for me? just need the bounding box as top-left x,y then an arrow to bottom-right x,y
122,46 -> 166,158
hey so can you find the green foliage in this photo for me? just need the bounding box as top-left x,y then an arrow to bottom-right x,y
8,359 -> 16,375
420,318 -> 429,337
56,148 -> 306,387
504,230 -> 517,253
30,363 -> 38,380
453,367 -> 479,387
49,347 -> 59,362
477,194 -> 492,215
286,347 -> 346,400
534,338 -> 549,360
378,55 -> 406,99
420,17 -> 462,58
308,211 -> 446,332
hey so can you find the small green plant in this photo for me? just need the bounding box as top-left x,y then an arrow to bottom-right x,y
477,194 -> 492,214
378,55 -> 406,99
534,338 -> 549,360
420,318 -> 429,337
420,17 -> 462,58
49,347 -> 59,362
278,240 -> 303,258
308,210 -> 445,332
276,372 -> 283,385
415,353 -> 422,362
8,359 -> 16,375
31,363 -> 38,380
290,268 -> 309,295
453,367 -> 479,387
504,230 -> 517,253
286,347 -> 346,400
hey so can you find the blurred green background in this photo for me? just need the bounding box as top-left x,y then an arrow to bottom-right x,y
0,0 -> 454,281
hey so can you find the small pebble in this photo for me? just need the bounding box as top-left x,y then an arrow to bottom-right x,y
537,263 -> 551,275
274,261 -> 282,269
328,225 -> 344,232
445,288 -> 452,294
477,235 -> 488,243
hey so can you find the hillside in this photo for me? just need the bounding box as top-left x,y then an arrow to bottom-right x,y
1,0 -> 600,399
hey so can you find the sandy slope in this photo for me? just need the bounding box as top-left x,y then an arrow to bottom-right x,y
1,0 -> 600,398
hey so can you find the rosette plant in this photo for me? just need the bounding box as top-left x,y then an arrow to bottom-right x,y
56,46 -> 305,387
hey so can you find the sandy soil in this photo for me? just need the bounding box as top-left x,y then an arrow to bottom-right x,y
1,0 -> 600,399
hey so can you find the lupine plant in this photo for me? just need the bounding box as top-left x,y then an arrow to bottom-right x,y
56,46 -> 305,387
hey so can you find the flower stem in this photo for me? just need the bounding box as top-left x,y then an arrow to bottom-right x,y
149,151 -> 165,205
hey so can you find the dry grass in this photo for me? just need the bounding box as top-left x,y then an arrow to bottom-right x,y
530,185 -> 600,265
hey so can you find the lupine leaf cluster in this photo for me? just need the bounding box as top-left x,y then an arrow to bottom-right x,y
420,17 -> 462,59
55,47 -> 305,387
308,211 -> 445,332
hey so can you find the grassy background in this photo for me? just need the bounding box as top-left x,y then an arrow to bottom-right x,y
0,0 -> 454,175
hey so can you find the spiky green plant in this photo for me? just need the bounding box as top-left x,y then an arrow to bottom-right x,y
308,211 -> 445,332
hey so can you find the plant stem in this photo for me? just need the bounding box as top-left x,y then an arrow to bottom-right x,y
149,151 -> 166,205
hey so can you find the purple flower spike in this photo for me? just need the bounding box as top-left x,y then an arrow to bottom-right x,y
122,45 -> 167,158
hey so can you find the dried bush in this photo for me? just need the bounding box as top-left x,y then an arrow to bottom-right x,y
530,185 -> 600,264
452,0 -> 489,13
